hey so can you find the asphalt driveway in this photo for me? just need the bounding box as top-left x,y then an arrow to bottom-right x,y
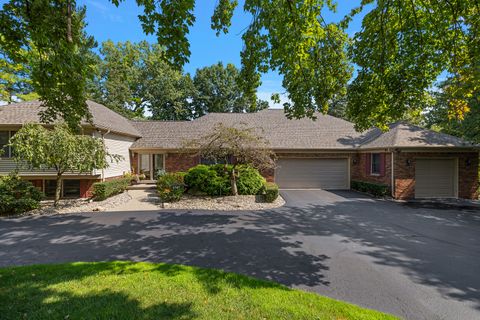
1,190 -> 479,320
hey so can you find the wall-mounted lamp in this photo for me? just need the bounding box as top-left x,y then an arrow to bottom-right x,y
353,158 -> 358,165
466,159 -> 472,167
406,159 -> 411,166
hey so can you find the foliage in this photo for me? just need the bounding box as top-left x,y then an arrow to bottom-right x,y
424,79 -> 480,144
0,1 -> 97,130
88,40 -> 149,119
192,62 -> 268,117
235,165 -> 266,195
157,172 -> 185,202
0,173 -> 43,215
0,49 -> 37,103
351,180 -> 389,198
184,165 -> 231,196
186,124 -> 276,196
92,177 -> 131,201
143,49 -> 195,120
262,182 -> 279,203
9,123 -> 121,205
0,262 -> 398,319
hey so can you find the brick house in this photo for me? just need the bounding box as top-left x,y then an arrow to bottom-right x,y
1,100 -> 478,200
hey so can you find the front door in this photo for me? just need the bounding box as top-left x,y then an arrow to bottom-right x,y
139,154 -> 165,180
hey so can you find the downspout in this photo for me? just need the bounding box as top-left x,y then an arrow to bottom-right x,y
391,151 -> 395,198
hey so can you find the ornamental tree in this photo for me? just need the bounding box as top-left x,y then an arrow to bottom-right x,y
186,123 -> 276,196
9,123 -> 122,205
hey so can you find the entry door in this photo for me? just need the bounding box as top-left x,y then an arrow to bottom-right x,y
415,159 -> 456,198
275,158 -> 349,189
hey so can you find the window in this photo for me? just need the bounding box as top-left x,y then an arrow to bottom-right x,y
371,153 -> 381,175
45,180 -> 57,197
0,131 -> 16,158
63,180 -> 81,198
0,131 -> 10,158
200,156 -> 229,165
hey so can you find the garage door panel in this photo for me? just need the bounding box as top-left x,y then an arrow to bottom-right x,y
415,159 -> 456,198
275,158 -> 349,189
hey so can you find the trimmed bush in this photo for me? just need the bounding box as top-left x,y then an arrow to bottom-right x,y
184,164 -> 265,196
157,173 -> 185,202
236,166 -> 266,195
92,177 -> 130,201
262,182 -> 279,203
0,174 -> 43,215
351,180 -> 389,197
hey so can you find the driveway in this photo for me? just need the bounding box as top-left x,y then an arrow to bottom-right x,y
1,190 -> 479,320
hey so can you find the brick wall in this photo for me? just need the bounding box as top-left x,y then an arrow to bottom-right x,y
165,153 -> 199,172
131,152 -> 138,174
393,151 -> 479,200
351,152 -> 391,186
80,179 -> 97,198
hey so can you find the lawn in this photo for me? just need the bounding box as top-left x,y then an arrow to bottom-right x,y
0,261 -> 398,320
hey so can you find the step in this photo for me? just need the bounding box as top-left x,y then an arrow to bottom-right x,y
127,183 -> 157,190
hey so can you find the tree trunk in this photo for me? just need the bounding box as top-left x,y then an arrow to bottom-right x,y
66,0 -> 73,43
54,173 -> 62,207
230,167 -> 238,196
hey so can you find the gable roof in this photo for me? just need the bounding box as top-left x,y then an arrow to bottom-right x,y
131,109 -> 365,150
0,100 -> 141,137
358,122 -> 476,149
131,110 -> 477,150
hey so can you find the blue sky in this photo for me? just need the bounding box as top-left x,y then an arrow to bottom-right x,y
75,0 -> 370,106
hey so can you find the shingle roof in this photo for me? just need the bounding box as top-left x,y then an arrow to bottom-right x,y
0,100 -> 141,137
131,109 -> 365,150
131,110 -> 477,150
359,122 -> 476,149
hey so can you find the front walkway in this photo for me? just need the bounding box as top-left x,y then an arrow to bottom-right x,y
1,190 -> 479,320
110,189 -> 162,211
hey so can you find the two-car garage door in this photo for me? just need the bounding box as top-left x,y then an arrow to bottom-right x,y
275,158 -> 349,189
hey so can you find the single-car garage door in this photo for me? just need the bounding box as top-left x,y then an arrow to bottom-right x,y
415,159 -> 457,198
275,158 -> 349,189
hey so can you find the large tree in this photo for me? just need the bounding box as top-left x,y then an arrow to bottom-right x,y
0,49 -> 37,104
9,123 -> 121,205
0,1 -> 97,129
192,62 -> 268,117
2,1 -> 477,130
89,40 -> 149,119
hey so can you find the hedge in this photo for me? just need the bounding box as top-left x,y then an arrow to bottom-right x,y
262,182 -> 279,203
92,177 -> 131,201
157,172 -> 185,202
351,180 -> 389,197
0,174 -> 44,215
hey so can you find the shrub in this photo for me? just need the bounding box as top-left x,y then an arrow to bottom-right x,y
92,177 -> 131,201
351,180 -> 389,197
184,165 -> 217,193
236,166 -> 266,195
0,174 -> 43,215
262,182 -> 279,203
157,173 -> 185,202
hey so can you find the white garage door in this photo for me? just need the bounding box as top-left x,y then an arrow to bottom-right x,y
415,159 -> 456,198
275,158 -> 349,189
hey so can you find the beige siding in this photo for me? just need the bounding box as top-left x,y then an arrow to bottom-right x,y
99,132 -> 135,179
0,159 -> 58,175
275,158 -> 349,189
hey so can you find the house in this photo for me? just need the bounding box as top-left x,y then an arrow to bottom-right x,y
1,100 -> 478,200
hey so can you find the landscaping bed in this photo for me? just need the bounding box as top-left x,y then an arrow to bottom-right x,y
0,261 -> 397,320
17,191 -> 132,216
164,193 -> 285,211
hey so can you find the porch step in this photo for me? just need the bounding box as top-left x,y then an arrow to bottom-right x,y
127,183 -> 157,190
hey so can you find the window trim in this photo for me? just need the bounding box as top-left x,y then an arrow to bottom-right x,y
370,153 -> 381,175
0,130 -> 13,158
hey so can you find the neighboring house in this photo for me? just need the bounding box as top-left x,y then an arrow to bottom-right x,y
0,100 -> 141,198
1,101 -> 478,200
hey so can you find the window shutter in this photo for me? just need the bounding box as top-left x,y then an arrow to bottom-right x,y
379,153 -> 386,176
365,153 -> 371,175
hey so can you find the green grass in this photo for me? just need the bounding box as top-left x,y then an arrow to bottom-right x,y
0,261 -> 398,320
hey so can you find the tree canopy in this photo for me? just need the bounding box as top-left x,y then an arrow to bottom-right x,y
1,1 -> 478,131
9,123 -> 121,205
